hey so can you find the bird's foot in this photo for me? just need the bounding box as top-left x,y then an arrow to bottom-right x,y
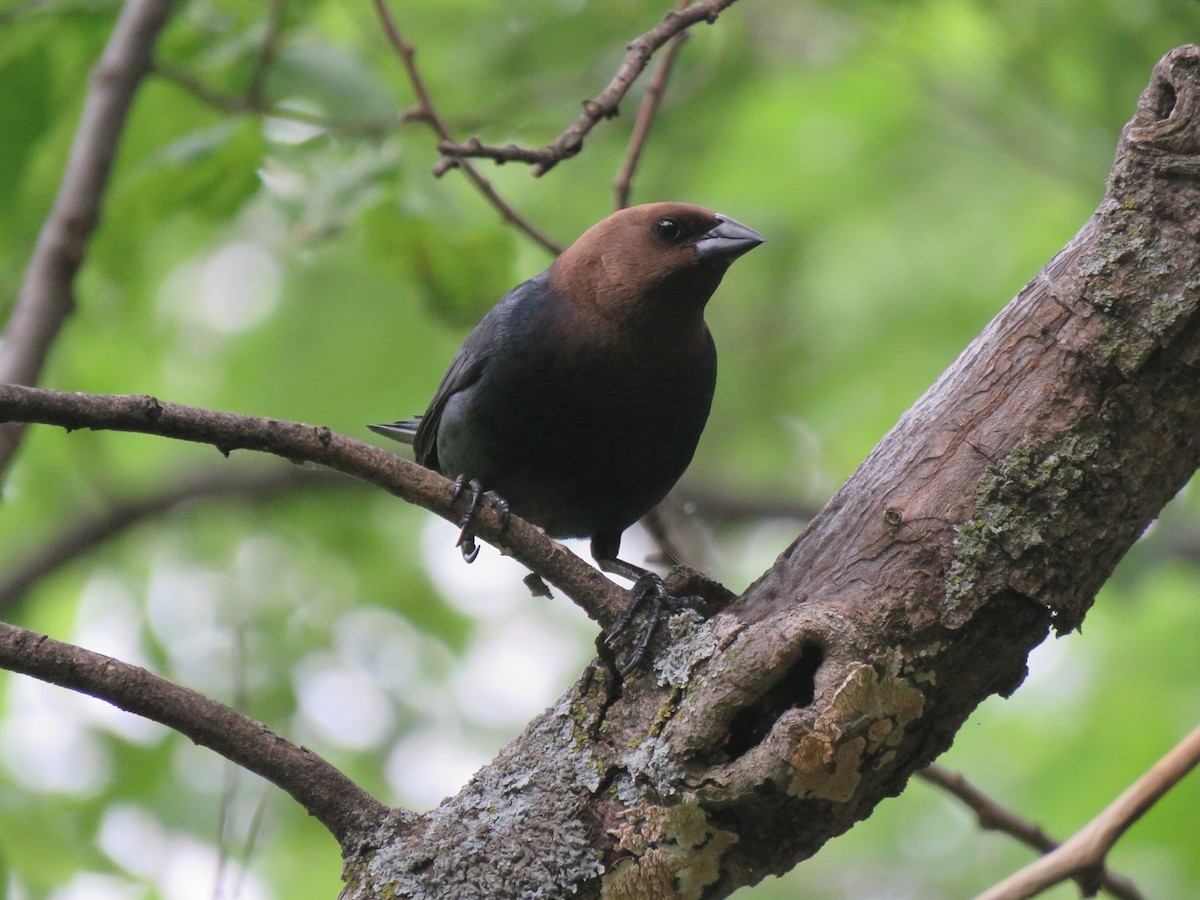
604,573 -> 707,675
451,475 -> 511,563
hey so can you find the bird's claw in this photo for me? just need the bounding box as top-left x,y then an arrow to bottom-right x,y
451,475 -> 511,564
605,573 -> 706,675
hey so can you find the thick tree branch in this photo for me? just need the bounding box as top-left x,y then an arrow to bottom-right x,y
0,386 -> 627,628
370,0 -> 563,255
0,465 -> 358,615
324,45 -> 1199,897
978,725 -> 1200,900
0,0 -> 173,481
437,0 -> 743,177
919,765 -> 1144,900
0,621 -> 391,850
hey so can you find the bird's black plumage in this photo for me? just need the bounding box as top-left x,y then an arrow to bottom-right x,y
371,202 -> 763,669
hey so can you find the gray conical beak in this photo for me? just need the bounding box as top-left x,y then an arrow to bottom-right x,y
694,214 -> 765,262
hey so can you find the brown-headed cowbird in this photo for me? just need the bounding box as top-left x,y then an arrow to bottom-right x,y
371,202 -> 763,669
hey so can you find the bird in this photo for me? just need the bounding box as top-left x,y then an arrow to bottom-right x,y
371,202 -> 764,670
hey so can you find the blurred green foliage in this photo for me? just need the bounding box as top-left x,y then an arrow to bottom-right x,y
0,0 -> 1198,897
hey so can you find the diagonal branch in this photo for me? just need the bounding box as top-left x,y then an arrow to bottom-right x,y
0,465 -> 358,615
152,62 -> 400,138
437,0 -> 743,177
978,725 -> 1200,900
918,765 -> 1144,900
370,0 -> 563,255
0,385 -> 627,628
0,620 -> 392,850
613,0 -> 692,210
0,0 -> 174,482
244,0 -> 288,109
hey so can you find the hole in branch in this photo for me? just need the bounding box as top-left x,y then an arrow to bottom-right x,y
725,642 -> 824,760
1152,81 -> 1177,120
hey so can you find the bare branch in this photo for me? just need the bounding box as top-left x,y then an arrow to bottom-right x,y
0,0 -> 174,481
153,62 -> 400,137
0,385 -> 627,628
244,0 -> 288,109
438,0 -> 743,177
614,0 -> 691,209
674,483 -> 819,524
0,465 -> 358,615
919,765 -> 1145,900
370,0 -> 563,255
0,620 -> 392,850
978,725 -> 1200,900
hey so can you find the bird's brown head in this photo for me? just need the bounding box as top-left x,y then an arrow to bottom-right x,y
549,202 -> 764,333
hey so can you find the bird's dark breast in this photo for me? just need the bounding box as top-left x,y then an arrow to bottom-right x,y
437,328 -> 715,540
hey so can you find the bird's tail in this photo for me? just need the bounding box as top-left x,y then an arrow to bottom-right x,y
368,417 -> 422,444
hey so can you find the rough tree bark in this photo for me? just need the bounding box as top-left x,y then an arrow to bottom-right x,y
334,46 -> 1200,898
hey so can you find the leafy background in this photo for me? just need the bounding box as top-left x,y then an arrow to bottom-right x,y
1,0 -> 1199,897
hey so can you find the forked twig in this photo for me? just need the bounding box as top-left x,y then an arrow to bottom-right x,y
370,0 -> 563,255
975,725 -> 1200,900
438,0 -> 742,177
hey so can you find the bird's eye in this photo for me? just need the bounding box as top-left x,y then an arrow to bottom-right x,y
654,217 -> 683,242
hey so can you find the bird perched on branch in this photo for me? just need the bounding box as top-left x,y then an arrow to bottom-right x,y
371,202 -> 763,670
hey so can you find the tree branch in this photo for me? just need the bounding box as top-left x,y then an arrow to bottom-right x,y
978,725 -> 1200,900
244,0 -> 288,109
918,765 -> 1144,900
0,386 -> 627,628
437,0 -> 743,177
0,621 -> 392,850
613,0 -> 691,210
152,62 -> 401,137
0,465 -> 358,615
0,0 -> 173,482
370,0 -> 563,255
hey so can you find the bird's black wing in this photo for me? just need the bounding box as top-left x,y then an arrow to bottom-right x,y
367,349 -> 483,471
408,346 -> 485,471
370,275 -> 550,471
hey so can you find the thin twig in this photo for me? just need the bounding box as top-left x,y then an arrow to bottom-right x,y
153,62 -> 400,137
370,0 -> 563,255
244,0 -> 288,109
438,0 -> 743,177
674,483 -> 819,524
0,384 -> 627,628
975,724 -> 1200,900
919,765 -> 1144,900
0,0 -> 174,482
0,465 -> 358,616
613,0 -> 691,209
0,620 -> 391,850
